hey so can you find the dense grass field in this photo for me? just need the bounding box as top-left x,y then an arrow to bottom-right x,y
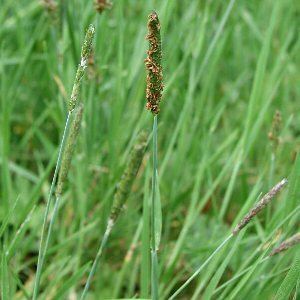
1,0 -> 299,299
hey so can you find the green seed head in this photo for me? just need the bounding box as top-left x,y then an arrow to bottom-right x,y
269,232 -> 300,256
109,131 -> 148,223
56,105 -> 84,197
69,25 -> 95,111
268,110 -> 282,151
81,24 -> 95,64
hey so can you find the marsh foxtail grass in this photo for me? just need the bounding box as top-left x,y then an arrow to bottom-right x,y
32,25 -> 94,300
145,11 -> 163,300
232,178 -> 287,235
94,0 -> 112,14
169,178 -> 288,299
33,104 -> 84,299
80,131 -> 147,300
269,232 -> 300,256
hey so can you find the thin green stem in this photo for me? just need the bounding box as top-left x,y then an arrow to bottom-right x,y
151,115 -> 159,300
32,25 -> 94,299
213,256 -> 269,295
32,112 -> 71,300
80,220 -> 113,300
80,131 -> 147,298
169,234 -> 233,300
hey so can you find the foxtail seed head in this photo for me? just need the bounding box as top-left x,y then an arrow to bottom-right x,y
69,25 -> 95,111
268,110 -> 282,151
233,178 -> 288,235
81,24 -> 95,66
145,11 -> 163,115
94,0 -> 112,13
269,232 -> 300,256
42,0 -> 58,13
56,105 -> 84,197
109,131 -> 148,223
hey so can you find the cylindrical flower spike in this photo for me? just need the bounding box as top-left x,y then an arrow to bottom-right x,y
269,232 -> 300,256
42,0 -> 58,13
69,24 -> 95,111
145,11 -> 163,115
233,178 -> 288,235
94,0 -> 112,13
80,132 -> 147,300
109,131 -> 148,224
268,110 -> 282,150
56,104 -> 84,197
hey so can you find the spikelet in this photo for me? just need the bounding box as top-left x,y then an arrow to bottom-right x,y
233,178 -> 288,235
268,110 -> 282,151
41,0 -> 58,13
94,0 -> 112,14
56,105 -> 84,197
145,12 -> 163,115
109,131 -> 148,223
269,232 -> 300,256
69,25 -> 95,111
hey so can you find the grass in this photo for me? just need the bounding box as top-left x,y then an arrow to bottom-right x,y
0,0 -> 299,299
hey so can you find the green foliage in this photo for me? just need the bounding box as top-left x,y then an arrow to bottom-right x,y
0,0 -> 299,299
275,253 -> 300,300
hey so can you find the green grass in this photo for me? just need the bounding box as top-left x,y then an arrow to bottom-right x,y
0,0 -> 299,299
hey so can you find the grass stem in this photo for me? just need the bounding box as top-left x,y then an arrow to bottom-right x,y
80,132 -> 147,299
169,234 -> 233,300
80,220 -> 113,300
32,24 -> 94,299
32,112 -> 71,300
151,115 -> 159,300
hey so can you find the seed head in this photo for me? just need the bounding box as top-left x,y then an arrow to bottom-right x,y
94,0 -> 112,13
69,25 -> 95,111
81,25 -> 95,64
109,131 -> 148,223
233,178 -> 288,235
41,0 -> 58,13
56,105 -> 84,197
269,232 -> 300,256
145,11 -> 163,115
268,110 -> 282,151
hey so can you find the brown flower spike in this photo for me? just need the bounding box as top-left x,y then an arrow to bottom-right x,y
94,0 -> 112,14
268,110 -> 282,150
269,232 -> 300,256
145,11 -> 163,114
233,178 -> 288,235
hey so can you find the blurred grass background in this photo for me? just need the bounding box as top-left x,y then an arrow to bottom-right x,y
0,0 -> 299,299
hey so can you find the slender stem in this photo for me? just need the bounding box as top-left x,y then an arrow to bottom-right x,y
151,115 -> 159,300
80,220 -> 114,300
151,250 -> 159,300
169,234 -> 233,300
213,256 -> 269,295
32,112 -> 71,300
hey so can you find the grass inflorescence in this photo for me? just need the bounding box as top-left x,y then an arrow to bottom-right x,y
269,233 -> 300,257
80,131 -> 148,299
1,1 -> 299,299
32,25 -> 94,300
145,11 -> 164,300
145,11 -> 163,115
